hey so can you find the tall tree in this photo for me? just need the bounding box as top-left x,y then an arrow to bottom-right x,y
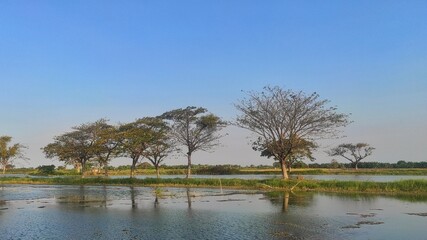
235,86 -> 350,179
0,136 -> 26,174
160,106 -> 227,178
327,143 -> 375,169
119,117 -> 165,178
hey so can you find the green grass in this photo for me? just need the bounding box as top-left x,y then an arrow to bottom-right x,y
1,176 -> 427,195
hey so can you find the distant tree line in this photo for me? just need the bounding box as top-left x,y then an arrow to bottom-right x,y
307,161 -> 427,169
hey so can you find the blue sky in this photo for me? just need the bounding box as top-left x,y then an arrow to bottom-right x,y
1,0 -> 426,167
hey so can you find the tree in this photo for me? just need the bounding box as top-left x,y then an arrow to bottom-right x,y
119,117 -> 166,178
160,106 -> 227,178
142,119 -> 175,178
235,86 -> 350,179
91,120 -> 122,176
327,143 -> 374,169
43,121 -> 104,177
0,136 -> 26,174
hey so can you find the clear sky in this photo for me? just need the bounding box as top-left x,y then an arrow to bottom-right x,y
1,0 -> 426,167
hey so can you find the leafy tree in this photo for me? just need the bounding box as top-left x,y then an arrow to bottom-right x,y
327,143 -> 375,169
119,117 -> 166,178
0,136 -> 26,174
91,120 -> 122,176
142,119 -> 175,178
43,121 -> 104,176
235,86 -> 350,179
160,106 -> 227,178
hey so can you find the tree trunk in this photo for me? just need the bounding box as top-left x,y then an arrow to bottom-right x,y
130,157 -> 138,178
130,165 -> 135,178
355,162 -> 358,170
2,165 -> 5,174
80,161 -> 86,178
104,163 -> 109,177
186,153 -> 192,179
75,163 -> 81,174
280,160 -> 289,180
156,165 -> 160,179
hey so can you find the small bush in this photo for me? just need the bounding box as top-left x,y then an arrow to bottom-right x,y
36,165 -> 56,175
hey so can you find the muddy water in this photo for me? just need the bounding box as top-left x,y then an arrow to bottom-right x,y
0,185 -> 426,239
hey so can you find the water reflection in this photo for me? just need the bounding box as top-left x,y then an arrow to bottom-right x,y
56,185 -> 108,208
1,185 -> 426,239
128,186 -> 136,209
186,188 -> 192,209
265,191 -> 314,213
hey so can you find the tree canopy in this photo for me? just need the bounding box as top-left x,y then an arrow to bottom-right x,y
160,106 -> 227,178
236,86 -> 350,179
119,117 -> 170,177
43,119 -> 116,176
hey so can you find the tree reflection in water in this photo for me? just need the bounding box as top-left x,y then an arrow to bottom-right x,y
265,191 -> 313,213
129,186 -> 137,209
186,188 -> 192,209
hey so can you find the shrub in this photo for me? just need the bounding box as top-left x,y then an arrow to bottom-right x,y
36,165 -> 56,175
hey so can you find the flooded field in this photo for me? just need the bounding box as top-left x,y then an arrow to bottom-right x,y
1,185 -> 426,239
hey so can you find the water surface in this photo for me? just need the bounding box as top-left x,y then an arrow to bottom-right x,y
1,185 -> 426,239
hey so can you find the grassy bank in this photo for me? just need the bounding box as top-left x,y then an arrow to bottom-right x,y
1,177 -> 426,195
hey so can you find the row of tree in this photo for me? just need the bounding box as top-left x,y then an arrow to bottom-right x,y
42,107 -> 226,178
2,86 -> 378,179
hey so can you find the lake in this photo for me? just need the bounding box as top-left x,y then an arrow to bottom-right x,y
0,185 -> 426,239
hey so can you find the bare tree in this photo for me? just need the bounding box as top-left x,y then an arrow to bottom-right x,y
327,143 -> 374,169
160,106 -> 227,178
235,86 -> 350,179
0,136 -> 26,174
